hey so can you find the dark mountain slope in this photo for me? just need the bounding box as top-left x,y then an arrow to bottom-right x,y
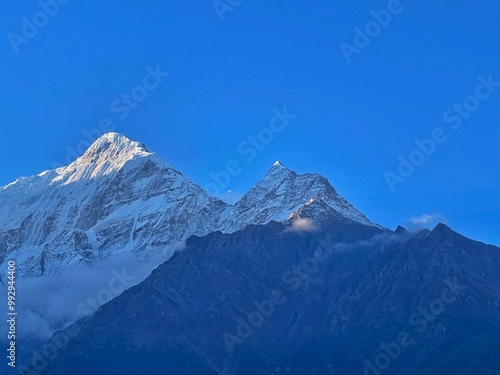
31,218 -> 500,374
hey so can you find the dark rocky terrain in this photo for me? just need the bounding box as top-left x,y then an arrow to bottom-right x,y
28,215 -> 500,374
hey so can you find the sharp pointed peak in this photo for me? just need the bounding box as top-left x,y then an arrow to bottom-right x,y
433,222 -> 448,229
432,222 -> 453,233
395,225 -> 408,234
263,161 -> 295,179
269,160 -> 291,171
428,222 -> 460,241
268,160 -> 290,172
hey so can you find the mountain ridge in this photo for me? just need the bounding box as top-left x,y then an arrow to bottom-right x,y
29,218 -> 500,375
0,132 -> 381,278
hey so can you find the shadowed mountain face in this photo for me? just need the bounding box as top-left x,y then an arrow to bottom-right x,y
30,218 -> 500,375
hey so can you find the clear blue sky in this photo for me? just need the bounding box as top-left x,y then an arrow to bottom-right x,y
1,1 -> 499,245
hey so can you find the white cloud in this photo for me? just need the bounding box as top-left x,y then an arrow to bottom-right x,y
0,252 -> 166,343
289,217 -> 319,232
407,213 -> 447,230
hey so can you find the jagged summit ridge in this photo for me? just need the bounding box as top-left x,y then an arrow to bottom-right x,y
218,158 -> 378,228
263,160 -> 295,179
0,133 -> 164,191
52,133 -> 167,185
81,132 -> 151,161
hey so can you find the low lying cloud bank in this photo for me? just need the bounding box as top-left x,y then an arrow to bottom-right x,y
0,251 -> 167,343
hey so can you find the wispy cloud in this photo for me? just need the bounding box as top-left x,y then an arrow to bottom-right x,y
407,213 -> 447,230
288,217 -> 319,232
0,252 -> 166,343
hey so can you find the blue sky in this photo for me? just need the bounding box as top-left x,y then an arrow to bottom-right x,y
1,1 -> 499,245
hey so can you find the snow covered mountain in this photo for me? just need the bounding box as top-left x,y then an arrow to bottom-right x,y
0,133 -> 381,278
222,161 -> 378,230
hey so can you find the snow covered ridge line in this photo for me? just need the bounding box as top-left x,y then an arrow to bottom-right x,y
50,64 -> 169,170
205,106 -> 297,196
0,132 -> 380,278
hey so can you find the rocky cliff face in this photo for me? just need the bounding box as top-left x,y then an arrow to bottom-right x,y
0,133 -> 380,278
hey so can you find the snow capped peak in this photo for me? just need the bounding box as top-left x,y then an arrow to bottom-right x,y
263,160 -> 295,181
81,132 -> 151,162
225,162 -> 381,229
51,133 -> 167,185
271,160 -> 288,170
0,134 -> 383,278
